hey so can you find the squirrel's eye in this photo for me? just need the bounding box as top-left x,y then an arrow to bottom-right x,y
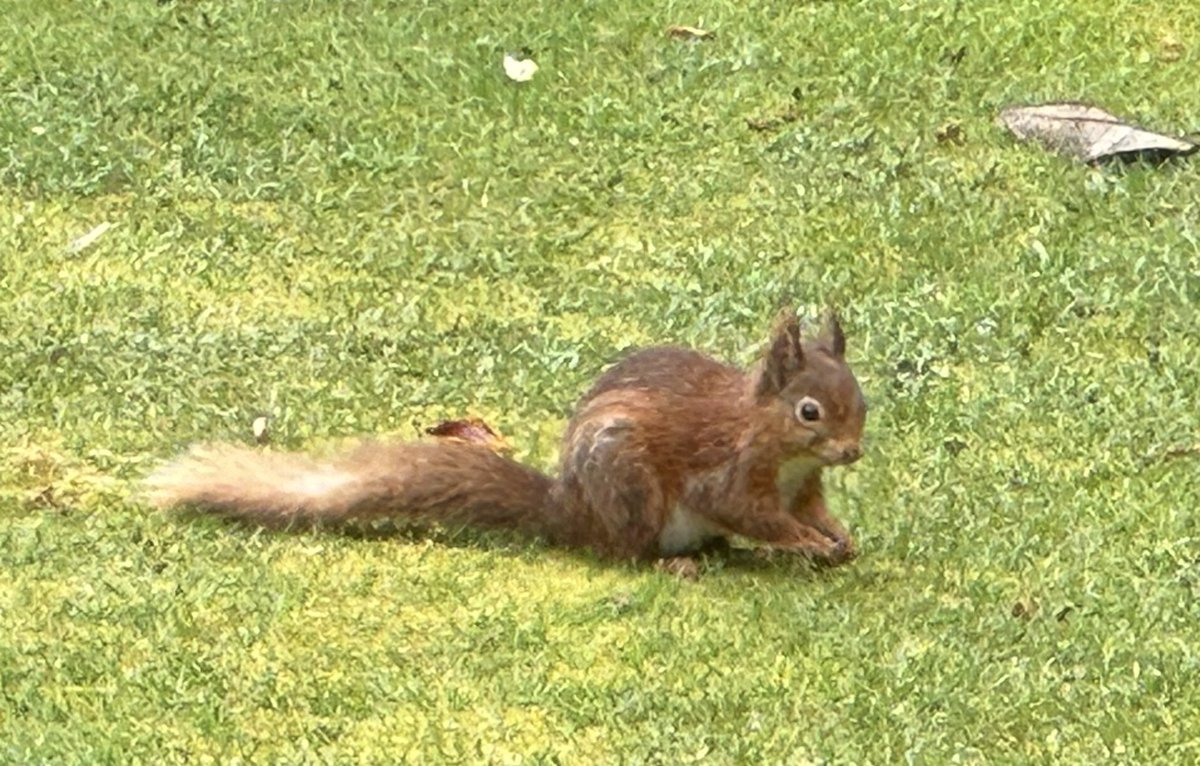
796,397 -> 822,423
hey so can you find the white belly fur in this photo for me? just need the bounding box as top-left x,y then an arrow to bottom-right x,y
656,456 -> 823,555
657,505 -> 726,555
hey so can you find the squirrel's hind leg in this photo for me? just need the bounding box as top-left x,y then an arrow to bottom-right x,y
559,417 -> 667,560
655,556 -> 701,580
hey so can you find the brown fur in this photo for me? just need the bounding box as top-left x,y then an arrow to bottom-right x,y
146,309 -> 868,570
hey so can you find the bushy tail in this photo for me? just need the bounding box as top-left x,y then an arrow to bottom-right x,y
145,441 -> 561,538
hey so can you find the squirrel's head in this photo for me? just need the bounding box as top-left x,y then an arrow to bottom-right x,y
753,308 -> 867,466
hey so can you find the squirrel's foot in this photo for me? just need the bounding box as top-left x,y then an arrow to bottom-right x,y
818,539 -> 856,567
803,531 -> 855,566
760,527 -> 857,567
835,535 -> 858,562
656,555 -> 701,580
804,524 -> 857,566
816,525 -> 857,564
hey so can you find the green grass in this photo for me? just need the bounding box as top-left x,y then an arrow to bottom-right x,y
2,0 -> 1199,762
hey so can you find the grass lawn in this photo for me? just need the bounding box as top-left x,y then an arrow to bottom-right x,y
3,0 -> 1199,762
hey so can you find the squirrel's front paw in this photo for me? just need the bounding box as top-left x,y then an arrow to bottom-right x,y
823,536 -> 857,566
827,533 -> 857,564
777,529 -> 856,566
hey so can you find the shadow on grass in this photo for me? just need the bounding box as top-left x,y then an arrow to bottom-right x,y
169,507 -> 853,580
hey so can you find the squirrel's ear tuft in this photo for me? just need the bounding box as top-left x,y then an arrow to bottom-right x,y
823,310 -> 846,358
757,308 -> 805,397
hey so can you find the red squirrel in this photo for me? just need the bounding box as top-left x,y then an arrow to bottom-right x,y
147,309 -> 868,574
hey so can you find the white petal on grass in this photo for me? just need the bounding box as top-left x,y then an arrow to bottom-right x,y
67,222 -> 113,254
503,53 -> 538,82
252,416 -> 270,444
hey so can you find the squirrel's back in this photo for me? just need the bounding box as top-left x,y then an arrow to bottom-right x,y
580,346 -> 745,403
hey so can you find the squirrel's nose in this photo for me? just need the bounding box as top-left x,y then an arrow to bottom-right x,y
841,445 -> 863,464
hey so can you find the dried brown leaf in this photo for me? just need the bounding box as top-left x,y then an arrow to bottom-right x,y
746,110 -> 799,133
667,25 -> 715,41
1160,34 -> 1184,63
425,418 -> 511,454
998,102 -> 1197,164
1161,443 -> 1200,460
1011,600 -> 1034,620
935,121 -> 966,145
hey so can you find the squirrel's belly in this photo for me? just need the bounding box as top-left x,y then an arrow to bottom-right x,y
658,505 -> 726,555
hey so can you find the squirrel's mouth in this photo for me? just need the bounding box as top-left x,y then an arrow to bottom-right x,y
821,444 -> 863,466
